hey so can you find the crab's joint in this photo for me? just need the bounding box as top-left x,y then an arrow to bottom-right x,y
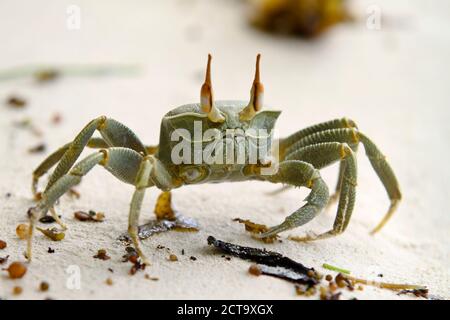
339,143 -> 352,159
240,54 -> 264,121
99,149 -> 110,166
343,117 -> 357,129
97,115 -> 108,130
200,54 -> 225,123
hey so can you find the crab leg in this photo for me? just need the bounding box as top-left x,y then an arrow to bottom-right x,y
32,137 -> 109,196
271,118 -> 358,198
26,148 -> 143,261
285,127 -> 401,234
285,142 -> 357,241
43,117 -> 147,194
255,160 -> 330,238
128,157 -> 153,265
279,117 -> 358,160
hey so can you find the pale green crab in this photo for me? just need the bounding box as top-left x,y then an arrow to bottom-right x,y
27,54 -> 401,264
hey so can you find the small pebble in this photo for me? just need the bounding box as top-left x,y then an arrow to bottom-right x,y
93,249 -> 110,260
325,274 -> 333,281
16,224 -> 29,240
105,278 -> 113,286
0,240 -> 7,249
6,261 -> 27,279
28,143 -> 46,154
39,281 -> 49,292
248,264 -> 262,276
6,95 -> 27,108
13,286 -> 23,295
169,254 -> 178,262
39,215 -> 57,224
190,256 -> 197,261
329,281 -> 338,292
0,255 -> 9,264
51,113 -> 62,124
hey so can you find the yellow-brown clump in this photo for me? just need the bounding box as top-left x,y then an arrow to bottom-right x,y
154,191 -> 176,220
6,262 -> 27,279
250,0 -> 351,38
16,224 -> 30,240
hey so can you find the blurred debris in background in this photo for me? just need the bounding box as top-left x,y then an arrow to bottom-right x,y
0,64 -> 141,84
249,0 -> 351,38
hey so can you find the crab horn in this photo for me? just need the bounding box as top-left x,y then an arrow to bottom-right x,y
200,54 -> 225,123
240,54 -> 264,121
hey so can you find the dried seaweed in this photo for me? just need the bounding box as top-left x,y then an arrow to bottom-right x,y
398,288 -> 429,299
232,218 -> 279,243
118,214 -> 199,244
340,273 -> 427,292
207,236 -> 318,286
118,191 -> 199,244
36,227 -> 65,241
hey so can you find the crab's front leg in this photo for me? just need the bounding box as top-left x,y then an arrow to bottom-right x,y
284,142 -> 358,241
248,160 -> 330,237
128,156 -> 177,265
249,142 -> 357,241
128,157 -> 153,265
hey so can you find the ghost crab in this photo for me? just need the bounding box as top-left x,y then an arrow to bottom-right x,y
27,54 -> 401,264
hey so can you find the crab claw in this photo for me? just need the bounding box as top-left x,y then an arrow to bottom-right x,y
200,54 -> 225,123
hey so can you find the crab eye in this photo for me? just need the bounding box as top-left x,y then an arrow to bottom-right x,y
181,167 -> 202,182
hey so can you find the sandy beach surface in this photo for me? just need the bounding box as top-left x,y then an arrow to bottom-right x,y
0,0 -> 449,299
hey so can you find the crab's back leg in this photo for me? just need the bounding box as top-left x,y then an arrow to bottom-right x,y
279,117 -> 357,160
32,137 -> 109,196
359,133 -> 402,234
251,160 -> 330,237
271,118 -> 357,196
285,127 -> 401,234
27,147 -> 144,261
44,117 -> 147,194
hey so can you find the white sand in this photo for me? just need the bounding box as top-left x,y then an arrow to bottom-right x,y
0,0 -> 449,299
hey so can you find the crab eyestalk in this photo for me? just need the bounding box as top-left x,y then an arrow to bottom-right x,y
200,54 -> 225,123
240,54 -> 264,121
